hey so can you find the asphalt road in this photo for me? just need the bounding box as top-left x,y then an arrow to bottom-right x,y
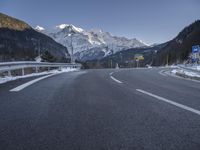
0,68 -> 200,150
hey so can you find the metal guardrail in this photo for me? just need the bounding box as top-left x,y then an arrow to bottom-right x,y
0,61 -> 82,76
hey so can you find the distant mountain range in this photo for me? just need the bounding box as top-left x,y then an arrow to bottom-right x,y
35,24 -> 149,61
0,13 -> 70,62
82,20 -> 200,68
0,12 -> 199,67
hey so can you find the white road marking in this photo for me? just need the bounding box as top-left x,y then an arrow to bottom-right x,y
136,89 -> 200,116
109,72 -> 114,75
10,73 -> 57,92
110,76 -> 123,84
158,70 -> 167,76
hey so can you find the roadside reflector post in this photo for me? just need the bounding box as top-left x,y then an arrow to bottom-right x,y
35,67 -> 39,73
8,70 -> 11,77
22,68 -> 25,76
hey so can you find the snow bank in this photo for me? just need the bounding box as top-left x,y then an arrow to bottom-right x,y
0,68 -> 78,84
196,66 -> 200,70
171,69 -> 200,78
182,65 -> 200,71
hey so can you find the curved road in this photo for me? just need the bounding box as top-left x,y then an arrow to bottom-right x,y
0,68 -> 200,150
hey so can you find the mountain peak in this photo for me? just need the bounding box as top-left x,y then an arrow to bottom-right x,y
37,23 -> 149,61
56,24 -> 70,29
56,24 -> 84,33
35,25 -> 45,31
138,39 -> 150,46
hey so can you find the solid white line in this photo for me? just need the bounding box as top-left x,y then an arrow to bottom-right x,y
110,76 -> 123,84
10,73 -> 57,92
136,89 -> 200,116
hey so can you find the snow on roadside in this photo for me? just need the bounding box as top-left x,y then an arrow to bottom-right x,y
0,68 -> 78,84
193,66 -> 200,71
181,65 -> 200,71
171,69 -> 200,78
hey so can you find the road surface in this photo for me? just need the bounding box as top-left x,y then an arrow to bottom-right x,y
0,68 -> 200,150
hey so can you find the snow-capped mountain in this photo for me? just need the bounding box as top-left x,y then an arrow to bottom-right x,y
35,25 -> 45,31
35,24 -> 148,61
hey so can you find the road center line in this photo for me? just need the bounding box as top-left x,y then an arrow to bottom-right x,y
110,76 -> 123,84
10,73 -> 58,92
136,89 -> 200,116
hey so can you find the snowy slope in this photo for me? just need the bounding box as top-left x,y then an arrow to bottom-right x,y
35,24 -> 148,61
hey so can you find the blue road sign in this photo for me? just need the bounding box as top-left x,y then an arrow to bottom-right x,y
192,45 -> 200,53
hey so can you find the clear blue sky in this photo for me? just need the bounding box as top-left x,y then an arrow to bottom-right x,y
0,0 -> 200,44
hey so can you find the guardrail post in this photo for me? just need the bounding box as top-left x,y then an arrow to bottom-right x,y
22,68 -> 25,76
35,67 -> 38,73
59,66 -> 62,71
8,70 -> 11,77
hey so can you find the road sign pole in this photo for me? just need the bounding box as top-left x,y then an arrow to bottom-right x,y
192,45 -> 200,64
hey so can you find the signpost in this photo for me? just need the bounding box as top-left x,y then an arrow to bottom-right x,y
192,45 -> 199,53
192,45 -> 200,63
134,54 -> 144,68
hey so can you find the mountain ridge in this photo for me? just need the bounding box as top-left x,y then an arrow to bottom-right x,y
36,24 -> 148,61
0,13 -> 70,62
155,20 -> 200,65
81,20 -> 200,68
0,13 -> 31,31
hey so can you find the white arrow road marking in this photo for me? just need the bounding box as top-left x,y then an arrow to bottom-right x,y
10,73 -> 58,92
158,70 -> 167,76
136,89 -> 200,116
